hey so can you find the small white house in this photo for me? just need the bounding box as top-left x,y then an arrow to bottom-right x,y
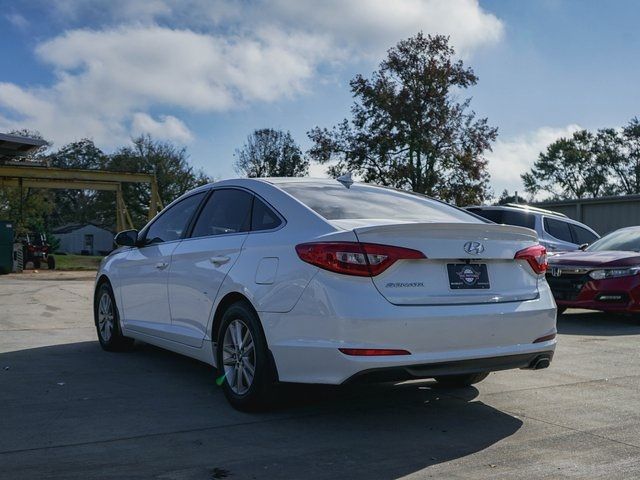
52,224 -> 114,256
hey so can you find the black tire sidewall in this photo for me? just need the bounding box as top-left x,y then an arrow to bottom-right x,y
94,282 -> 129,351
216,302 -> 272,410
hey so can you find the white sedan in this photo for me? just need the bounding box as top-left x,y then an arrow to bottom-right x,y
94,178 -> 557,410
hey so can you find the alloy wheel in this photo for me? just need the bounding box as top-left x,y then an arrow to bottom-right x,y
222,319 -> 256,395
98,292 -> 114,342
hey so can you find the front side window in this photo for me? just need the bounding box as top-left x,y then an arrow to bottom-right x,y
570,224 -> 598,245
544,218 -> 573,243
191,189 -> 253,238
145,192 -> 206,244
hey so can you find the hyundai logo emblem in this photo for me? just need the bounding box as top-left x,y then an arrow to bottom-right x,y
463,241 -> 485,255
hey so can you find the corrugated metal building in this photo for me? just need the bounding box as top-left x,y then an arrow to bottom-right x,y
52,224 -> 114,255
535,195 -> 640,235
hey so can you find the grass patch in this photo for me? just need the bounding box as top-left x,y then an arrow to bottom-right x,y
54,254 -> 103,271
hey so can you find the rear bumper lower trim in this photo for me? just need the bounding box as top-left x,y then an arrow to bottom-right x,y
343,351 -> 554,384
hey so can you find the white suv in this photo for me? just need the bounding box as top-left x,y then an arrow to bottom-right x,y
466,204 -> 600,252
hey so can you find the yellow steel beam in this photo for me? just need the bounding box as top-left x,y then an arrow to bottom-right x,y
0,165 -> 154,184
0,178 -> 119,191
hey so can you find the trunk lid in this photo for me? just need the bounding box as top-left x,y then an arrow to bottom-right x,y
354,222 -> 541,305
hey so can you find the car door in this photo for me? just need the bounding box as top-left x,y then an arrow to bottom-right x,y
167,188 -> 253,347
118,192 -> 206,339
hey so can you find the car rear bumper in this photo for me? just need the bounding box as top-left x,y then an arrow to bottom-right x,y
344,351 -> 554,384
261,272 -> 557,384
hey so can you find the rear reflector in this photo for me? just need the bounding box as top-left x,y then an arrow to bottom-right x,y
515,245 -> 548,274
533,333 -> 556,343
296,242 -> 425,277
339,348 -> 411,356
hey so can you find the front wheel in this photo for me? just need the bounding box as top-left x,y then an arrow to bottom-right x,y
94,282 -> 134,351
47,255 -> 56,270
434,372 -> 489,388
216,302 -> 276,411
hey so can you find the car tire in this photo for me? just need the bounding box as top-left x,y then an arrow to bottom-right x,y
94,282 -> 134,351
434,372 -> 489,388
47,256 -> 56,270
216,302 -> 276,411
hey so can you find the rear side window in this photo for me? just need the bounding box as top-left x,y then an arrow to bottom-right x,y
468,209 -> 502,223
570,224 -> 598,244
251,198 -> 282,231
501,211 -> 535,229
279,183 -> 481,223
544,218 -> 573,242
191,189 -> 252,238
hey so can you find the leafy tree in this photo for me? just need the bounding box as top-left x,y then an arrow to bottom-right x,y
307,33 -> 497,205
103,135 -> 211,228
234,128 -> 308,177
47,139 -> 110,227
522,130 -> 612,199
496,189 -> 528,205
611,117 -> 640,194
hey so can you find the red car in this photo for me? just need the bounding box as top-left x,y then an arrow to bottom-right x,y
547,226 -> 640,314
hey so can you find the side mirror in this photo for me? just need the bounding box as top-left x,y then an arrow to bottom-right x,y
578,243 -> 589,251
114,229 -> 138,247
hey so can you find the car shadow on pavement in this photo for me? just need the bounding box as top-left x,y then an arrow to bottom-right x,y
1,341 -> 522,479
558,310 -> 640,336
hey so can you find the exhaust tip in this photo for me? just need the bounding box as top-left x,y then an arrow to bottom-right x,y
532,357 -> 551,370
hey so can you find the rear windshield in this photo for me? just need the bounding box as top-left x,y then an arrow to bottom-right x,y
278,183 -> 482,223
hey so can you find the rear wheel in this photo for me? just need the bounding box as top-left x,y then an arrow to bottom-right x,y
94,282 -> 134,351
47,256 -> 56,270
434,372 -> 489,388
216,302 -> 276,411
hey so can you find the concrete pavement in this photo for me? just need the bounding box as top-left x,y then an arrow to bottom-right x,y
1,272 -> 640,479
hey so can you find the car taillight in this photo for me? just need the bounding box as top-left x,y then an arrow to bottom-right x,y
295,242 -> 425,277
515,245 -> 548,274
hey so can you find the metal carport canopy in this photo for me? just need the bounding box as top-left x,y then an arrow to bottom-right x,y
0,133 -> 47,159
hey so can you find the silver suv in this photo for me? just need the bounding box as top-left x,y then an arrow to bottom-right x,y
466,204 -> 600,252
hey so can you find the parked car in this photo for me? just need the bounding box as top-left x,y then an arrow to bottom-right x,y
95,178 -> 556,410
20,232 -> 55,269
465,204 -> 599,253
547,226 -> 640,314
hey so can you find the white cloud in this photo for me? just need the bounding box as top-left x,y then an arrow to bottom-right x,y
131,113 -> 193,143
5,13 -> 29,29
1,1 -> 503,147
0,25 -> 331,146
486,125 -> 582,199
46,0 -> 503,57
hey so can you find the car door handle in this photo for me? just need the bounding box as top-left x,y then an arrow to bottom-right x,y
209,256 -> 230,266
155,261 -> 169,270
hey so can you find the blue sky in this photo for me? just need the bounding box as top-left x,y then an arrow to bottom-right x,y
1,0 -> 639,198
